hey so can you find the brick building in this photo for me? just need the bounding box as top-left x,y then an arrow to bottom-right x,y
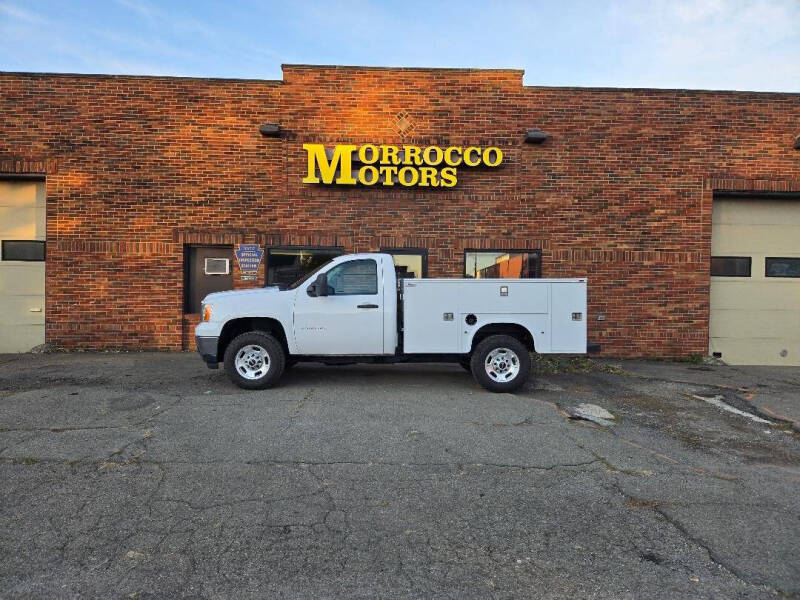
1,65 -> 799,363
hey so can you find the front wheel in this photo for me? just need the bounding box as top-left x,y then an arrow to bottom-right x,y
470,335 -> 532,393
224,331 -> 286,389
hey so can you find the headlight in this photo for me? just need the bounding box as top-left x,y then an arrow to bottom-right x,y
202,303 -> 213,322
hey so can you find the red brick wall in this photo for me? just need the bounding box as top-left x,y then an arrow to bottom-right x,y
1,66 -> 799,355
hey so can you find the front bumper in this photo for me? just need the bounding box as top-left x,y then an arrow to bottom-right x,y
196,336 -> 220,369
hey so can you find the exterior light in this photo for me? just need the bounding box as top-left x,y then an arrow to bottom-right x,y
794,135 -> 800,150
524,129 -> 548,144
201,303 -> 213,322
259,123 -> 281,137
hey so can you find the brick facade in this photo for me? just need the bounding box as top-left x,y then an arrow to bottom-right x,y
1,65 -> 798,355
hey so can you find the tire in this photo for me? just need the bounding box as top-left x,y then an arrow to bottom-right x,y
470,334 -> 532,393
223,331 -> 286,390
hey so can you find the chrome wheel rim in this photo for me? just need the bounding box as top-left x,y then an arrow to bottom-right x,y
235,344 -> 270,380
485,348 -> 520,382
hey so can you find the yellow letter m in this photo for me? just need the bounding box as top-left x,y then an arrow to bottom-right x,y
302,144 -> 357,185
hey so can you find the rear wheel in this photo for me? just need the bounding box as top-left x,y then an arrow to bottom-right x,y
224,331 -> 286,390
470,334 -> 531,393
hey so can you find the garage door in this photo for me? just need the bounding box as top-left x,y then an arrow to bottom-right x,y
710,197 -> 800,365
0,181 -> 46,352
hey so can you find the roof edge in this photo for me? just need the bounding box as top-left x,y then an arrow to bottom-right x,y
1,69 -> 796,95
0,71 -> 282,84
523,83 -> 800,96
281,63 -> 525,74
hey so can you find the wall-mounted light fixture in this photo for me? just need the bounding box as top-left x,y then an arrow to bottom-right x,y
524,129 -> 548,144
259,123 -> 281,137
794,135 -> 800,150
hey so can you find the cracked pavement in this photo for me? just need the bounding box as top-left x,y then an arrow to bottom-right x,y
0,353 -> 798,598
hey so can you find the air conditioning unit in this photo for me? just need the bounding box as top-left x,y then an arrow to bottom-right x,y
204,257 -> 230,275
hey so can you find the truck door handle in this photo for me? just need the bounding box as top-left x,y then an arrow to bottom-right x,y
357,303 -> 379,309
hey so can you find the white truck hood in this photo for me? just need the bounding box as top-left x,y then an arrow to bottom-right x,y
202,286 -> 294,326
204,287 -> 280,302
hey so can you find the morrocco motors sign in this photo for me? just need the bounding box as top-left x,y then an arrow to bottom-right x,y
302,143 -> 503,188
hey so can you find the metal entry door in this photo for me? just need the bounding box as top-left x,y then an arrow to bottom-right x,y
185,246 -> 233,314
0,181 -> 46,352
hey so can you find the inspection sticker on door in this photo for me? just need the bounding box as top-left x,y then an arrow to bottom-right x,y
235,244 -> 263,280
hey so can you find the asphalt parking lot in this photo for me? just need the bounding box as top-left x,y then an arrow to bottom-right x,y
1,353 -> 798,599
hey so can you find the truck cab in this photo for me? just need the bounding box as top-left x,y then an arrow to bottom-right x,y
195,253 -> 587,393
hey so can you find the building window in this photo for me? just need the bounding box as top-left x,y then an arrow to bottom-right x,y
765,257 -> 800,278
464,250 -> 541,279
325,259 -> 378,295
266,247 -> 342,288
711,256 -> 751,277
1,240 -> 45,261
204,257 -> 230,275
381,248 -> 427,279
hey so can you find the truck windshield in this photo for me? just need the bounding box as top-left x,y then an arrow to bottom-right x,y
286,259 -> 335,290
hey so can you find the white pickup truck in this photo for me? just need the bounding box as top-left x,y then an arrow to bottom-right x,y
195,253 -> 587,392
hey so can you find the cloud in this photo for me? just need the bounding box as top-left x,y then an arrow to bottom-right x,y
604,0 -> 800,90
113,0 -> 216,38
0,1 -> 45,23
113,0 -> 156,20
0,1 -> 186,76
0,0 -> 797,90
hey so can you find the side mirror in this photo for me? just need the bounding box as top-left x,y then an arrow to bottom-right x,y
314,272 -> 329,297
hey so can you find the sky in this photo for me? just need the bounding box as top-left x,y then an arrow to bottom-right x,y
1,0 -> 799,91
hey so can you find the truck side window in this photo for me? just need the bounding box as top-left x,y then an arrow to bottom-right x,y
326,259 -> 378,295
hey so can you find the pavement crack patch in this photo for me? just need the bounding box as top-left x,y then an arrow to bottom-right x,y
609,479 -> 782,595
588,427 -> 747,482
623,371 -> 758,395
651,505 -> 780,594
0,424 -> 132,433
155,491 -> 326,512
686,393 -> 772,425
591,452 -> 653,477
295,388 -> 314,415
234,458 -> 605,471
135,403 -> 179,427
0,432 -> 43,457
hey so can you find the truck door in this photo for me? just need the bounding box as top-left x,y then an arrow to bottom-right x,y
293,258 -> 385,355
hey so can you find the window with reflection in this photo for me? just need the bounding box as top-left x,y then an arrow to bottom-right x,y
326,259 -> 378,295
267,248 -> 342,288
711,256 -> 751,277
464,250 -> 541,278
765,257 -> 800,278
382,248 -> 427,279
1,240 -> 45,261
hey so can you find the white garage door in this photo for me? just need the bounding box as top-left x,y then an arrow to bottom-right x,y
710,197 -> 800,365
0,180 -> 46,352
